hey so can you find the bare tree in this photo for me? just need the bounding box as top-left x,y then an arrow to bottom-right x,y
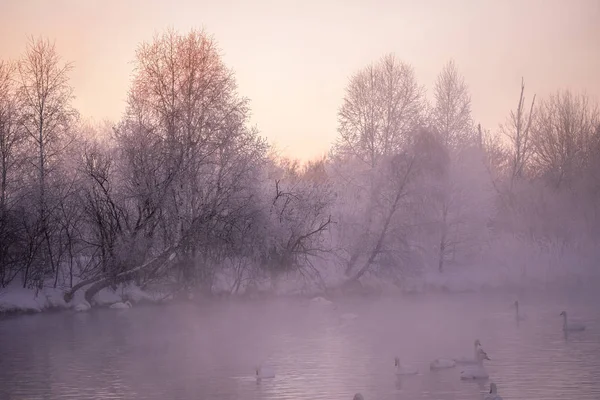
334,54 -> 425,168
424,144 -> 493,272
332,128 -> 443,285
17,37 -> 77,218
530,90 -> 600,188
15,37 -> 78,287
330,55 -> 430,287
0,60 -> 28,286
480,124 -> 510,193
0,61 -> 24,209
63,28 -> 268,302
261,165 -> 333,277
426,60 -> 487,272
500,78 -> 536,188
431,59 -> 474,149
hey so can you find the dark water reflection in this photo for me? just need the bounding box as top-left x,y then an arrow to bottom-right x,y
0,291 -> 599,399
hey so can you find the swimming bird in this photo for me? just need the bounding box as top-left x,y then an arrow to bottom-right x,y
394,356 -> 418,375
109,300 -> 132,309
455,339 -> 484,365
560,311 -> 585,332
353,394 -> 364,400
460,345 -> 491,380
484,382 -> 503,400
430,358 -> 456,370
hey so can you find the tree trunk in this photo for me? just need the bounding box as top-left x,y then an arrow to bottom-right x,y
79,245 -> 178,304
438,205 -> 448,273
347,184 -> 405,282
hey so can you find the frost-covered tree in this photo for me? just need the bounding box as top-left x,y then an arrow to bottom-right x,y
500,78 -> 536,187
530,90 -> 599,188
331,55 -> 430,285
334,54 -> 425,168
17,37 -> 78,222
424,60 -> 491,272
0,60 -> 27,287
430,59 -> 474,149
15,37 -> 79,287
64,28 -> 267,301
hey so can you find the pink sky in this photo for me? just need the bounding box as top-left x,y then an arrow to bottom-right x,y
1,0 -> 598,161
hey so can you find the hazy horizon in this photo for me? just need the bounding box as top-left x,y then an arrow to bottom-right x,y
1,0 -> 599,161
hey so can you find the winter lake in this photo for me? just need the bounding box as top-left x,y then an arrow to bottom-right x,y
0,291 -> 599,400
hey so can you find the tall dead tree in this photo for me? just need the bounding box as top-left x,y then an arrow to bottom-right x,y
500,78 -> 536,188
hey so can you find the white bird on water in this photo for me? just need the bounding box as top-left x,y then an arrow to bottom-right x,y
432,339 -> 485,369
484,382 -> 503,400
109,300 -> 132,309
455,339 -> 485,365
460,345 -> 491,380
560,311 -> 585,332
430,358 -> 456,370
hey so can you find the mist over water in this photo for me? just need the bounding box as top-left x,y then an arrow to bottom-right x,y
1,2 -> 600,400
1,290 -> 599,400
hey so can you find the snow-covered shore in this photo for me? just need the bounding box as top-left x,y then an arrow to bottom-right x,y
2,266 -> 596,316
0,283 -> 168,316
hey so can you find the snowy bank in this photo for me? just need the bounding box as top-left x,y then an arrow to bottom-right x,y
0,283 -> 164,315
0,286 -> 67,314
3,262 -> 598,316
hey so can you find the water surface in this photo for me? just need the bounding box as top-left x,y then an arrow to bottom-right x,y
0,291 -> 599,399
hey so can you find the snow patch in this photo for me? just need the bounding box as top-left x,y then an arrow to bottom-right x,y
0,287 -> 43,313
0,286 -> 70,313
41,287 -> 68,309
121,283 -> 173,303
92,287 -> 123,306
120,284 -> 157,303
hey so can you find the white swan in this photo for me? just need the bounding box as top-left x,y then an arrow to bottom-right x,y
514,300 -> 526,321
484,383 -> 503,400
560,311 -> 585,332
394,356 -> 418,375
255,365 -> 275,380
353,394 -> 364,400
460,346 -> 490,380
430,358 -> 456,370
74,300 -> 91,312
455,339 -> 484,365
109,300 -> 132,309
460,364 -> 489,380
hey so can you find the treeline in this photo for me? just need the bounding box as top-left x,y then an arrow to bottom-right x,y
1,29 -> 598,301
